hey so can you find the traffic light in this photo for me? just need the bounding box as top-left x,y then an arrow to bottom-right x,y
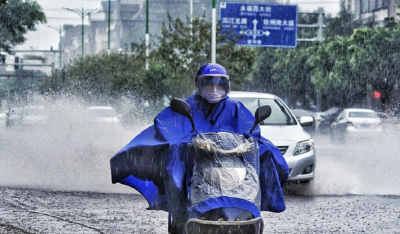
0,54 -> 5,64
374,91 -> 381,99
14,56 -> 19,70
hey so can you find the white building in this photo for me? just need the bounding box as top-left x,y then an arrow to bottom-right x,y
342,0 -> 400,25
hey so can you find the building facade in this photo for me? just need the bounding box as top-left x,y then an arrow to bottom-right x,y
60,0 -> 277,64
342,0 -> 400,25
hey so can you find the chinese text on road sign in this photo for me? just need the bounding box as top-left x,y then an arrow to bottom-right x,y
220,2 -> 298,48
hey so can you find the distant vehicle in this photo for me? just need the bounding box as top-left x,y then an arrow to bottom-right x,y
87,106 -> 121,125
376,112 -> 400,125
376,112 -> 400,132
330,108 -> 383,143
5,107 -> 23,127
290,109 -> 316,136
313,112 -> 325,133
319,107 -> 343,134
229,91 -> 316,184
21,106 -> 48,126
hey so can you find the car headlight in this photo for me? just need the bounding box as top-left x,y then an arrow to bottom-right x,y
293,139 -> 314,156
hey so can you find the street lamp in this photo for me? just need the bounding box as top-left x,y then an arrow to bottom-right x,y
47,25 -> 73,68
63,7 -> 98,58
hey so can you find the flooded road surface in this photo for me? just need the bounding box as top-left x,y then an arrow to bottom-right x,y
1,99 -> 400,233
0,187 -> 399,234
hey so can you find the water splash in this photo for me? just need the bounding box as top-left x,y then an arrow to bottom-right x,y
0,93 -> 152,194
310,131 -> 400,196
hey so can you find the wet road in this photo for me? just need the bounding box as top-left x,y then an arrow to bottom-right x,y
0,187 -> 399,233
1,118 -> 400,233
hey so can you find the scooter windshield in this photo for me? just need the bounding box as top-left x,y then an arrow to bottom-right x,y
190,132 -> 261,209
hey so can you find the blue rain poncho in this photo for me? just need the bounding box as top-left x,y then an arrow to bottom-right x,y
110,94 -> 289,214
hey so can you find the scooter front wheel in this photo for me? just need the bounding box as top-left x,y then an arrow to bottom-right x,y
185,217 -> 264,234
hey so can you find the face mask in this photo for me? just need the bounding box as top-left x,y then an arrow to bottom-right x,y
202,87 -> 226,103
199,76 -> 229,103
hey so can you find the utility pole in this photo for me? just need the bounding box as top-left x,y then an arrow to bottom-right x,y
47,25 -> 73,68
211,0 -> 216,63
63,7 -> 98,58
145,0 -> 149,70
48,25 -> 62,68
190,0 -> 193,36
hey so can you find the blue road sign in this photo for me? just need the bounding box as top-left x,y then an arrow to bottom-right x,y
220,2 -> 298,48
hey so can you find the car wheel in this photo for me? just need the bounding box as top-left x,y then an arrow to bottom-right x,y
338,131 -> 346,144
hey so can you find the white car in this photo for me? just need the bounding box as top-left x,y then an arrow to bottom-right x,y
87,106 -> 121,125
229,91 -> 316,183
330,108 -> 383,143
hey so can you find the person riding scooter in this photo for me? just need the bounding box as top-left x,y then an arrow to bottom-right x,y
110,63 -> 289,233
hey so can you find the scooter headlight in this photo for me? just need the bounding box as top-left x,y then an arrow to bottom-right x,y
293,139 -> 314,156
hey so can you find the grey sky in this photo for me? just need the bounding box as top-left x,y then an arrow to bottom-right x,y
18,0 -> 341,50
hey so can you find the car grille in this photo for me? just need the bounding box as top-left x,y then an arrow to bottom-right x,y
277,146 -> 289,155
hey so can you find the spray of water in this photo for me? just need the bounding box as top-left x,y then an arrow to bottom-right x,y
1,94 -> 399,196
0,93 -> 153,193
309,130 -> 400,195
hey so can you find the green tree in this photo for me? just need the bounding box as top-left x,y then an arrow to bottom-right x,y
252,6 -> 371,110
63,52 -> 151,103
349,26 -> 400,110
0,0 -> 46,52
324,5 -> 363,37
307,37 -> 365,109
154,14 -> 256,98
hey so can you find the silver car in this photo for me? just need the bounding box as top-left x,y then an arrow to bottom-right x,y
229,91 -> 316,184
330,108 -> 383,143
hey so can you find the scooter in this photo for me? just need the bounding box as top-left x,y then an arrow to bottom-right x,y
168,99 -> 272,234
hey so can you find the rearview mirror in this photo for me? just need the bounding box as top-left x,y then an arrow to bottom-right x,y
300,116 -> 314,126
250,105 -> 272,134
170,98 -> 196,132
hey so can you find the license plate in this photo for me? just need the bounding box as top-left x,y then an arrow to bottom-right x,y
360,124 -> 370,128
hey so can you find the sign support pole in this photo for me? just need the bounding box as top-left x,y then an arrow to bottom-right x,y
211,0 -> 216,63
145,0 -> 149,70
108,0 -> 111,53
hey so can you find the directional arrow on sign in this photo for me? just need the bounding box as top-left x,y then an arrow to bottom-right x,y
264,31 -> 271,36
252,19 -> 258,40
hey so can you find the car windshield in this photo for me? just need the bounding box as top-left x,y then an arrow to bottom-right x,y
88,108 -> 117,118
291,109 -> 314,117
234,97 -> 297,125
325,107 -> 340,115
349,112 -> 379,118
